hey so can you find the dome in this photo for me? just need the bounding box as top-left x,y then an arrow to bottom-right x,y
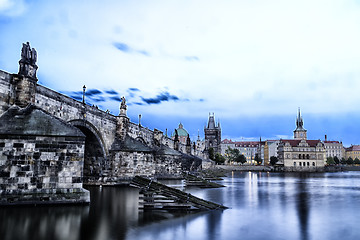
171,123 -> 189,137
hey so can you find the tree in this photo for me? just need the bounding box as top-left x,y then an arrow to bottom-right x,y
333,156 -> 340,164
208,147 -> 215,160
354,158 -> 360,165
270,156 -> 279,166
346,157 -> 354,165
214,153 -> 225,165
340,158 -> 347,165
326,157 -> 335,165
225,147 -> 247,164
238,154 -> 247,164
254,154 -> 262,165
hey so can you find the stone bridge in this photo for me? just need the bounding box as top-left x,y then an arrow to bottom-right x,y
0,43 -> 209,204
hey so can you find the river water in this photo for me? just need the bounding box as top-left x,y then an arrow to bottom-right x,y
1,171 -> 360,240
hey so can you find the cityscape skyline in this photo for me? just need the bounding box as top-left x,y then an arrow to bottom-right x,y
1,0 -> 360,146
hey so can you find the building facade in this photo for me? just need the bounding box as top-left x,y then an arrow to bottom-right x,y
278,139 -> 326,171
221,139 -> 265,165
345,145 -> 360,160
264,140 -> 280,165
278,109 -> 325,171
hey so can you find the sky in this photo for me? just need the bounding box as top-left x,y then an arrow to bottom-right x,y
1,0 -> 360,146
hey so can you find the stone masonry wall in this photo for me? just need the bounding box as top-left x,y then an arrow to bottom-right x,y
0,135 -> 89,204
110,151 -> 156,182
0,70 -> 15,115
35,85 -> 117,154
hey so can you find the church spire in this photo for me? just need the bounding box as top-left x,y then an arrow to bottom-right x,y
294,107 -> 307,140
296,107 -> 304,129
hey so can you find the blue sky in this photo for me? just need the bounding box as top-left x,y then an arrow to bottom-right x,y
1,0 -> 360,146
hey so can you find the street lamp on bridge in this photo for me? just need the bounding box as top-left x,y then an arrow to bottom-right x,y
82,85 -> 86,104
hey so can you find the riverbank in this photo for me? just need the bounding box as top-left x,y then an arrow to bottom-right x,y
212,165 -> 272,172
212,164 -> 360,172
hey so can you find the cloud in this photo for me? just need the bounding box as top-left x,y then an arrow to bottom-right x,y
128,88 -> 140,92
105,89 -> 119,95
184,56 -> 199,61
141,91 -> 179,105
134,102 -> 144,105
91,96 -> 106,102
113,42 -> 150,56
138,50 -> 149,56
86,89 -> 102,96
127,87 -> 141,98
0,0 -> 27,17
113,42 -> 130,53
110,96 -> 122,102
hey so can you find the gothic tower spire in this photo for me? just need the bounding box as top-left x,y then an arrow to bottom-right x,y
294,108 -> 307,140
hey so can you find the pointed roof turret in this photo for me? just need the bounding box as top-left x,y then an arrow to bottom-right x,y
294,108 -> 307,140
207,113 -> 215,129
295,107 -> 306,131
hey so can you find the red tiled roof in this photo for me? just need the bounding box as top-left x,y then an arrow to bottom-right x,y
346,145 -> 360,151
324,141 -> 340,144
280,139 -> 321,147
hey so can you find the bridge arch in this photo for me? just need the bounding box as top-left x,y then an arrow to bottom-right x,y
68,119 -> 108,183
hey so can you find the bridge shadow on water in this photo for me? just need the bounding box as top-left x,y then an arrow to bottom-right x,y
0,184 -> 223,240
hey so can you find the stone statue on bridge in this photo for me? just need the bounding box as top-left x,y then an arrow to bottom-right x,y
119,96 -> 127,116
21,42 -> 37,65
18,42 -> 38,79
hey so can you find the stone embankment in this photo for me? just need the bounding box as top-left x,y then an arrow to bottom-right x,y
215,165 -> 273,172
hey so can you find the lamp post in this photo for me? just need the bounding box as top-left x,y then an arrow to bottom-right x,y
82,85 -> 86,104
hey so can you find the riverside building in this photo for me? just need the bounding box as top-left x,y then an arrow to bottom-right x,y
277,109 -> 325,171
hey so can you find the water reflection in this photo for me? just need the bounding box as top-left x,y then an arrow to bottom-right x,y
296,174 -> 310,240
1,172 -> 360,240
80,186 -> 139,240
0,205 -> 89,240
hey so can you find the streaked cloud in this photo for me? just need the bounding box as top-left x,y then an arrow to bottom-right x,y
141,92 -> 179,105
110,96 -> 122,102
86,89 -> 102,96
184,56 -> 199,61
113,42 -> 150,56
105,90 -> 118,95
1,0 -> 360,145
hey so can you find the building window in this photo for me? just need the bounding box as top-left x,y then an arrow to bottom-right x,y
294,162 -> 296,166
312,162 -> 315,166
307,162 -> 310,166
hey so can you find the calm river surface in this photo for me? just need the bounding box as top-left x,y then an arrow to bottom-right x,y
1,171 -> 360,240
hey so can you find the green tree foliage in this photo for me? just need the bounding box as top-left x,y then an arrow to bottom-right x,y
354,158 -> 360,165
270,156 -> 279,165
208,147 -> 215,160
333,156 -> 340,164
254,154 -> 262,165
214,153 -> 226,165
346,157 -> 354,165
340,158 -> 347,164
225,147 -> 247,164
326,157 -> 335,165
238,154 -> 247,164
